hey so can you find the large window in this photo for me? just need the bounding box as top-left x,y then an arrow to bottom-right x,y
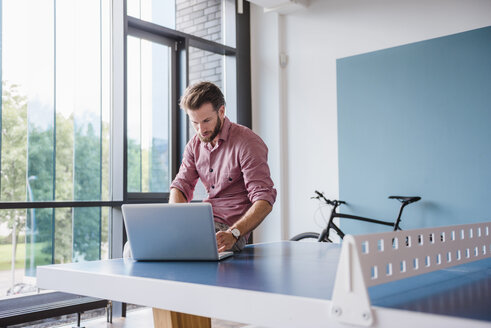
0,0 -> 111,298
0,0 -> 248,324
126,33 -> 174,193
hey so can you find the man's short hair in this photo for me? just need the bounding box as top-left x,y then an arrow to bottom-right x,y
180,81 -> 225,111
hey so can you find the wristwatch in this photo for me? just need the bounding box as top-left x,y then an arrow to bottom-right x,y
229,227 -> 241,240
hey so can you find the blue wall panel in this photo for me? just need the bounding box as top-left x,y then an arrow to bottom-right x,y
337,26 -> 491,234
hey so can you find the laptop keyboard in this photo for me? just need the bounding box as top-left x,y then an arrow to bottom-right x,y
218,251 -> 234,260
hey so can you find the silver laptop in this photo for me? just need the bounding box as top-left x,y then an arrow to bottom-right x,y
121,203 -> 234,261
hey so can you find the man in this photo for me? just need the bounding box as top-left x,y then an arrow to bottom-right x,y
170,81 -> 276,252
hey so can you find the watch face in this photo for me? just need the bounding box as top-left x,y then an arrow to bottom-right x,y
231,228 -> 240,239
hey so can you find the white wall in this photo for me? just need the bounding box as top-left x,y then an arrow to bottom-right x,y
250,0 -> 491,242
250,9 -> 284,241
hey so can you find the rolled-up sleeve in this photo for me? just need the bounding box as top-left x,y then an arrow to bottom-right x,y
170,140 -> 199,202
240,137 -> 277,206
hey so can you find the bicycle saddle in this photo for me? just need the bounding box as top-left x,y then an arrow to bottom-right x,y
388,196 -> 421,204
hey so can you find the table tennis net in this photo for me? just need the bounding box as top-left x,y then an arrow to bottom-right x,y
330,221 -> 491,326
348,221 -> 491,287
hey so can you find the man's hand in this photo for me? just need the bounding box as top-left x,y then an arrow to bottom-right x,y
216,230 -> 236,252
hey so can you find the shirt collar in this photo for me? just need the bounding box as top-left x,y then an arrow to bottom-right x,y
218,116 -> 231,142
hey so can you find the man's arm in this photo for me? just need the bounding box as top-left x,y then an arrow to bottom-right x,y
169,138 -> 199,203
216,199 -> 272,252
169,187 -> 188,203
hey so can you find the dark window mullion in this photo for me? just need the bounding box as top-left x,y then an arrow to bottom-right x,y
0,201 -> 122,210
235,1 -> 251,129
174,39 -> 188,179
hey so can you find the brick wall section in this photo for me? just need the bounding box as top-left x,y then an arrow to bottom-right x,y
176,0 -> 223,89
176,0 -> 224,200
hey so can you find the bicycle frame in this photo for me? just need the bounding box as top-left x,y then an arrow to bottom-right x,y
317,200 -> 410,242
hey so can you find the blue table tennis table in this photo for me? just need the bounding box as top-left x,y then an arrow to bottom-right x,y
37,223 -> 491,328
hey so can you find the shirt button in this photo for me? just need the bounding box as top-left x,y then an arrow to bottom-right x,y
211,185 -> 215,189
209,168 -> 213,172
228,177 -> 232,181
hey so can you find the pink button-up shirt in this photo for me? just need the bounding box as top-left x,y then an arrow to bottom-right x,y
170,117 -> 277,227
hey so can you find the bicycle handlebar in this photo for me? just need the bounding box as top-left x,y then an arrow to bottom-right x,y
313,190 -> 346,206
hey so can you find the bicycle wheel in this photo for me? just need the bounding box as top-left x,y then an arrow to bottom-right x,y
290,232 -> 330,242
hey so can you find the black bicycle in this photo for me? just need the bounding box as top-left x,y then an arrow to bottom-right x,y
290,190 -> 421,242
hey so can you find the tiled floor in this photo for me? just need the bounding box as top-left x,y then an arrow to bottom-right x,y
58,307 -> 246,328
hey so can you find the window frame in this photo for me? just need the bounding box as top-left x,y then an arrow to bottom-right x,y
123,9 -> 246,202
125,26 -> 178,200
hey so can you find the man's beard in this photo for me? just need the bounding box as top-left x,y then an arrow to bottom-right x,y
199,115 -> 222,143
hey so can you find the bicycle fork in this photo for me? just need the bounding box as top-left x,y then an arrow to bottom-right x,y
319,212 -> 346,242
